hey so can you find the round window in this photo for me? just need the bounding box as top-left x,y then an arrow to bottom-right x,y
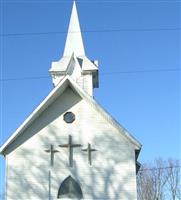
63,112 -> 75,123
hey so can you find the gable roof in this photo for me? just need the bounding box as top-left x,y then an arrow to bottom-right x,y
0,76 -> 141,155
50,55 -> 98,73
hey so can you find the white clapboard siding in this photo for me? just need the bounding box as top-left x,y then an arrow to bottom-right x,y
6,87 -> 137,200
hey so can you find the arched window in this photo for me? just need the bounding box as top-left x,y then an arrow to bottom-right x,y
57,176 -> 83,199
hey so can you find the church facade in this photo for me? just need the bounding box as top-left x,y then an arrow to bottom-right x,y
0,2 -> 141,200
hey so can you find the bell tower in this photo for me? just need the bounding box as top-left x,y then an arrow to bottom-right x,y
49,1 -> 99,96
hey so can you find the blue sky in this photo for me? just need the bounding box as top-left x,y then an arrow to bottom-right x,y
0,0 -> 180,194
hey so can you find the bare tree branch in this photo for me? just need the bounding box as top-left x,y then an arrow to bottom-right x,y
137,158 -> 181,200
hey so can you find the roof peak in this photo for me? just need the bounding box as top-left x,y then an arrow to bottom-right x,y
0,75 -> 141,155
63,1 -> 85,57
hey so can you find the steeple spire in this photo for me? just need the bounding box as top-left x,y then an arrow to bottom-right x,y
49,0 -> 99,96
63,1 -> 85,57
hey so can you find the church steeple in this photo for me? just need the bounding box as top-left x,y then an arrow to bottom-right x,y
49,1 -> 99,96
63,1 -> 85,57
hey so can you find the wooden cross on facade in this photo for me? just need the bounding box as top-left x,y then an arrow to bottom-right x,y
59,135 -> 82,167
45,144 -> 59,166
82,143 -> 97,165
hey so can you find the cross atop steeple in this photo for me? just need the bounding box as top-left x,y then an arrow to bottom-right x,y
49,1 -> 99,96
63,1 -> 85,57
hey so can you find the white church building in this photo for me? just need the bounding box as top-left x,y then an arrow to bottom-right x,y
0,1 -> 141,199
